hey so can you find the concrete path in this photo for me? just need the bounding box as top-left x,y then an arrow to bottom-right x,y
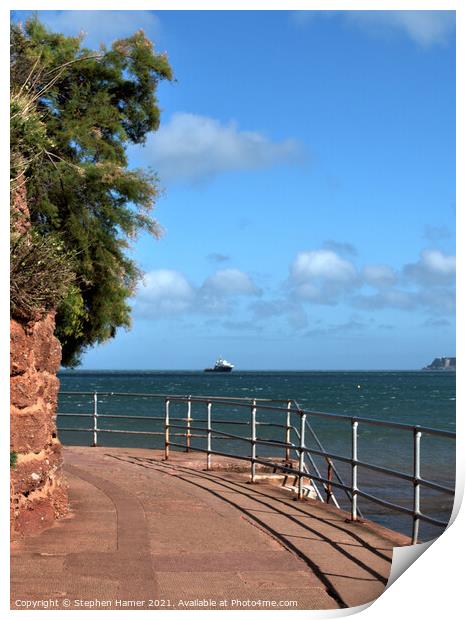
11,447 -> 410,611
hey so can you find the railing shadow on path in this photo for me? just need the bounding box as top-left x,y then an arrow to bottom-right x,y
106,452 -> 402,608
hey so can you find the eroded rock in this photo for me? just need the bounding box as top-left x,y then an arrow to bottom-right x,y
10,313 -> 68,540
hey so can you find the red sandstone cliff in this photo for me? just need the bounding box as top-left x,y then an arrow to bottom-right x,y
10,184 -> 68,540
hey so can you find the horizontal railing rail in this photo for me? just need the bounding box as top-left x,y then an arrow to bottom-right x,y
57,390 -> 455,544
59,391 -> 456,437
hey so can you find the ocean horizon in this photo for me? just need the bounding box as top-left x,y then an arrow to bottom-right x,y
60,367 -> 456,373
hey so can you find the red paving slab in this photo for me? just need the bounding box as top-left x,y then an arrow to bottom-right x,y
11,446 -> 410,611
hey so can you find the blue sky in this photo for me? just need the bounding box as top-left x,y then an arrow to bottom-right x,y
12,10 -> 456,370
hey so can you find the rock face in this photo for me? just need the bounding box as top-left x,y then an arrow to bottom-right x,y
10,313 -> 68,539
10,182 -> 68,540
423,357 -> 456,371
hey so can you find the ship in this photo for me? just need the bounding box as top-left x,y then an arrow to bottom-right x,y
204,358 -> 234,373
422,357 -> 456,371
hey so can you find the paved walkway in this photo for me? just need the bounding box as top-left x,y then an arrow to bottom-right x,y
11,447 -> 410,610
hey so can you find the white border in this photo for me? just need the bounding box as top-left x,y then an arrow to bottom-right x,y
3,2 -> 462,619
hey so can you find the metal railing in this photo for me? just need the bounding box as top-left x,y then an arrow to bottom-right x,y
57,391 -> 455,544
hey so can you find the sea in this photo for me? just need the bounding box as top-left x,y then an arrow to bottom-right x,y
57,370 -> 456,542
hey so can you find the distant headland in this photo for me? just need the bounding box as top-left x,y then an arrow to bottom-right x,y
423,357 -> 456,371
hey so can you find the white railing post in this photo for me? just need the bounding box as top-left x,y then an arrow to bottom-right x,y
164,399 -> 170,460
412,429 -> 422,544
206,401 -> 212,470
285,400 -> 291,461
92,392 -> 98,447
298,411 -> 306,499
250,399 -> 257,483
186,396 -> 192,452
351,419 -> 359,521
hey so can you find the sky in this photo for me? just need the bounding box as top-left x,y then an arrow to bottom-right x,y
11,9 -> 456,370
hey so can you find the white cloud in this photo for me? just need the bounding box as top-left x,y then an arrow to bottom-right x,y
202,268 -> 260,297
36,10 -> 160,47
136,269 -> 194,317
363,264 -> 397,288
135,267 -> 260,319
354,249 -> 456,315
404,249 -> 456,285
287,246 -> 455,316
291,250 -> 357,284
348,11 -> 455,48
291,10 -> 455,48
143,113 -> 302,183
289,249 -> 358,303
134,247 -> 455,325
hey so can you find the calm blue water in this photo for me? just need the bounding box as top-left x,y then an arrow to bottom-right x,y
57,371 -> 455,542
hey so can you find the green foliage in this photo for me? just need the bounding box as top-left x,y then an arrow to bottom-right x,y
10,17 -> 172,366
10,452 -> 18,469
55,285 -> 88,340
10,88 -> 50,199
10,229 -> 76,320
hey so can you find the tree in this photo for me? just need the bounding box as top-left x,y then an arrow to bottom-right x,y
10,17 -> 172,366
